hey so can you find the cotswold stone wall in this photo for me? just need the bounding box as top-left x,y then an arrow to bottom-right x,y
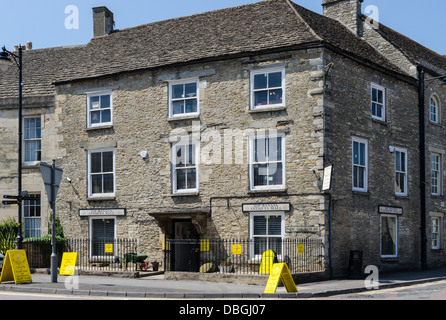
0,101 -> 64,236
323,49 -> 420,275
55,48 -> 330,265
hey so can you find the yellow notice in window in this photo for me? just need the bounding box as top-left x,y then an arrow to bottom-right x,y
0,250 -> 32,284
264,263 -> 298,294
60,252 -> 78,276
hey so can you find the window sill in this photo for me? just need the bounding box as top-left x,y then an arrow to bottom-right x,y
87,196 -> 116,201
372,118 -> 387,125
249,106 -> 286,113
429,121 -> 442,128
86,124 -> 113,131
352,191 -> 370,196
167,192 -> 199,197
167,114 -> 200,122
248,188 -> 287,194
381,257 -> 399,263
22,163 -> 40,169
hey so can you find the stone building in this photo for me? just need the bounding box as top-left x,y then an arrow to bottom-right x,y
1,0 -> 445,277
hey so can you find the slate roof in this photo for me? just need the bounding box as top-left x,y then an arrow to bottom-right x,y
361,15 -> 446,73
0,0 -> 440,101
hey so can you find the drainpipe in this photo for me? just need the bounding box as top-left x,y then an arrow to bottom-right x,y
327,192 -> 333,279
417,65 -> 428,270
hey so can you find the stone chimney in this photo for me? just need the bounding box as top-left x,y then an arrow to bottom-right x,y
93,6 -> 114,38
322,0 -> 364,36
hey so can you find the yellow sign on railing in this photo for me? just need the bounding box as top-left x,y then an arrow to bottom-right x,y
232,244 -> 242,255
0,250 -> 32,284
104,243 -> 113,253
200,239 -> 209,252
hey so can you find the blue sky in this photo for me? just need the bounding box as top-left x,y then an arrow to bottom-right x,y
0,0 -> 445,55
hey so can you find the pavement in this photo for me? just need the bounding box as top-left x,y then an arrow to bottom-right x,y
1,267 -> 446,299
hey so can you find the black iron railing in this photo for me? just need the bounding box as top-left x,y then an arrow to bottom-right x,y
23,238 -> 140,271
164,238 -> 325,274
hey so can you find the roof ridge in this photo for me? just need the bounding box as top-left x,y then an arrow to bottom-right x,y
283,0 -> 323,42
359,14 -> 446,72
105,1 -> 264,35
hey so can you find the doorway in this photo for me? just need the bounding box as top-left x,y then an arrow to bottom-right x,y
172,220 -> 200,272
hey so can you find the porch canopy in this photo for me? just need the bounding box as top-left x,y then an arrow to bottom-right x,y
148,207 -> 210,235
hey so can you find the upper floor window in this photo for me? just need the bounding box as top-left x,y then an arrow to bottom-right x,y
88,149 -> 115,198
250,67 -> 285,110
249,133 -> 285,190
169,79 -> 199,119
171,142 -> 199,194
87,92 -> 112,128
24,117 -> 41,164
395,148 -> 408,196
432,153 -> 442,196
352,137 -> 368,192
371,83 -> 385,121
430,95 -> 440,124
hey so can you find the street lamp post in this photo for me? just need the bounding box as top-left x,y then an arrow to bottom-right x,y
0,45 -> 24,249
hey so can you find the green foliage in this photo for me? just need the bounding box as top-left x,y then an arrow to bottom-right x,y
0,218 -> 18,255
48,211 -> 65,239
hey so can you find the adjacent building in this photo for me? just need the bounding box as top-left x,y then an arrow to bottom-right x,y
1,0 -> 445,277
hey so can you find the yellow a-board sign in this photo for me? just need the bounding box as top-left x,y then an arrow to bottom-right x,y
264,263 -> 298,294
60,252 -> 78,276
259,250 -> 277,274
0,250 -> 32,284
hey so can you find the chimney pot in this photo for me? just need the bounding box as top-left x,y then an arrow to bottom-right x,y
26,41 -> 32,50
322,0 -> 364,36
93,6 -> 114,38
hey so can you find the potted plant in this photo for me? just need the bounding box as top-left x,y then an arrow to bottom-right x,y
151,261 -> 159,271
219,257 -> 232,273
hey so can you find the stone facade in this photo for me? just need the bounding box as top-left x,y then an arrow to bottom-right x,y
0,96 -> 64,238
323,50 -> 420,275
323,0 -> 446,273
55,49 -> 330,265
1,0 -> 445,277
